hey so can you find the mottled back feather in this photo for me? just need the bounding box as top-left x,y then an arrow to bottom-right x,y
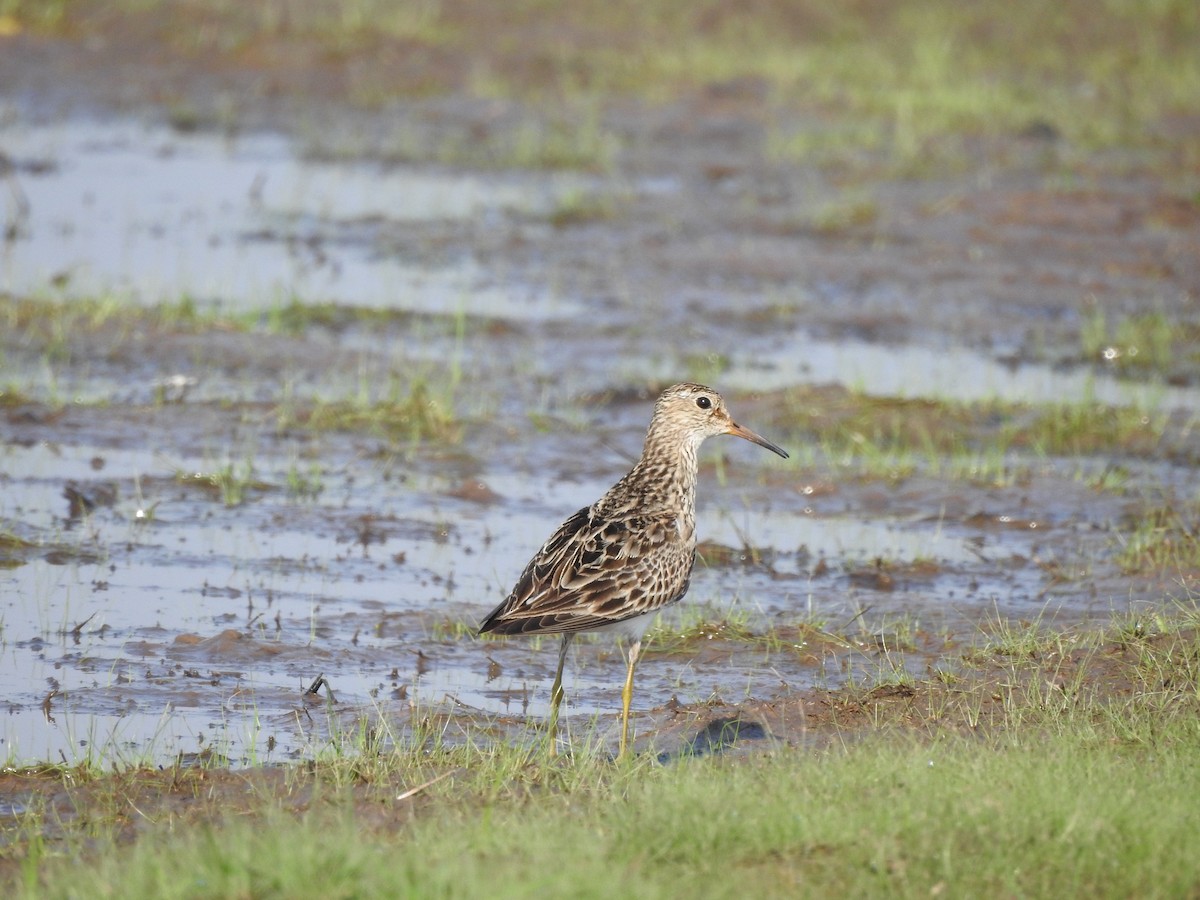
479,505 -> 694,635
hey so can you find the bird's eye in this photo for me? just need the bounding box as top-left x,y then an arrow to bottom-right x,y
695,396 -> 712,410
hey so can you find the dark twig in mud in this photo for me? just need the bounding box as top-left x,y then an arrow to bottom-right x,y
4,177 -> 30,243
41,688 -> 59,723
304,674 -> 335,702
66,611 -> 98,638
839,605 -> 873,633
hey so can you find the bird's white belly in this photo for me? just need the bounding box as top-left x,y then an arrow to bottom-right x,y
592,609 -> 659,642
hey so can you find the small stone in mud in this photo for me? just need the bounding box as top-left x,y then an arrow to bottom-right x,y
43,548 -> 101,565
848,565 -> 895,591
62,488 -> 88,517
1018,119 -> 1060,142
447,479 -> 502,504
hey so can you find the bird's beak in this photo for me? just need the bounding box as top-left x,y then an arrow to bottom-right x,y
726,422 -> 789,459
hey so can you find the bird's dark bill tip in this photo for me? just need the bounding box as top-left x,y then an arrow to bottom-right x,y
728,422 -> 789,459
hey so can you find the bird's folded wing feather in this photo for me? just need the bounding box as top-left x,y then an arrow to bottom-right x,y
482,505 -> 691,634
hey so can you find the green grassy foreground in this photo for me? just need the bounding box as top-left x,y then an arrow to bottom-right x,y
11,726 -> 1199,898
7,618 -> 1200,898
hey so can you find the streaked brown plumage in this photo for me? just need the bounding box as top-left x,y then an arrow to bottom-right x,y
479,383 -> 788,757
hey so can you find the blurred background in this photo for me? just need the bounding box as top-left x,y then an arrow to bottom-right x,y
0,0 -> 1198,765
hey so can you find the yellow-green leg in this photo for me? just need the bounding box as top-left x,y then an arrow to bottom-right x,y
618,639 -> 642,759
547,633 -> 573,756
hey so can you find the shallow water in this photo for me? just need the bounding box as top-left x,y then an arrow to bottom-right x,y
2,118 -> 584,319
1,113 -> 1193,765
721,336 -> 1200,408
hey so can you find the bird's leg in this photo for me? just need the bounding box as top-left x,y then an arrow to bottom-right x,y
547,633 -> 573,756
618,638 -> 642,760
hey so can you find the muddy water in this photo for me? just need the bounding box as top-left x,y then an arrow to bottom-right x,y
1,115 -> 1194,765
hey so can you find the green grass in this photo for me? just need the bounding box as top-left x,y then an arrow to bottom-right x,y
6,617 -> 1200,896
0,384 -> 34,407
173,460 -> 268,507
803,190 -> 881,234
1080,306 -> 1196,380
274,376 -> 461,444
9,722 -> 1200,897
1118,503 -> 1200,574
963,609 -> 1074,663
545,184 -> 620,227
0,0 -> 68,30
0,293 -> 461,344
0,294 -> 467,444
0,293 -> 239,356
0,527 -> 37,568
259,296 -> 479,338
434,106 -> 621,172
770,384 -> 1180,484
284,456 -> 325,500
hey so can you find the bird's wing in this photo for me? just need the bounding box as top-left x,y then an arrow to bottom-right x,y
479,505 -> 693,635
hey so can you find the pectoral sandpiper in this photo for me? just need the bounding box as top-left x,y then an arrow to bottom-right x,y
479,383 -> 788,758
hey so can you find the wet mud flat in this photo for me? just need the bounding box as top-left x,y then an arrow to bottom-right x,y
2,298 -> 1196,766
1,6 -> 1200,769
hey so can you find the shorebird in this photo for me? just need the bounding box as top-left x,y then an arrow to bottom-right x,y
479,383 -> 788,758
